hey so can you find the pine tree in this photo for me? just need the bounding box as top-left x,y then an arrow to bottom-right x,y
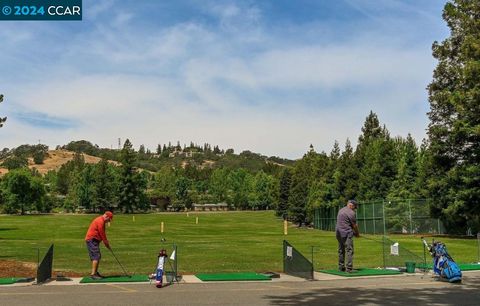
277,168 -> 292,219
93,158 -> 115,212
332,139 -> 357,206
427,0 -> 480,232
356,113 -> 397,201
288,163 -> 309,226
388,134 -> 419,199
118,139 -> 139,213
289,148 -> 316,226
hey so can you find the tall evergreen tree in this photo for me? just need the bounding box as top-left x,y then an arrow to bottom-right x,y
388,134 -> 419,199
289,148 -> 316,226
93,158 -> 115,212
277,168 -> 292,219
332,139 -> 357,206
356,113 -> 397,201
118,139 -> 141,213
427,0 -> 480,232
75,165 -> 95,211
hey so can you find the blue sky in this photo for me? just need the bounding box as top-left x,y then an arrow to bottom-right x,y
0,0 -> 449,158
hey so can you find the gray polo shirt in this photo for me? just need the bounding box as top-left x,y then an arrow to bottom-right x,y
336,206 -> 356,237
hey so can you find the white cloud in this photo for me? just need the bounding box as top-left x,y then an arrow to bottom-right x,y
0,1 -> 443,158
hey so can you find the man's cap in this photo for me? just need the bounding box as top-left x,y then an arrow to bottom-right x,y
348,199 -> 358,207
105,211 -> 113,220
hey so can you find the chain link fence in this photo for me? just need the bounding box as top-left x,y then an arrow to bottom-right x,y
314,199 -> 446,235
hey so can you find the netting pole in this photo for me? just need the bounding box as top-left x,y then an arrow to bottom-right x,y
477,233 -> 480,264
408,199 -> 413,234
382,200 -> 386,269
382,235 -> 386,269
311,246 -> 314,271
437,219 -> 440,234
372,203 -> 376,235
363,203 -> 366,234
423,238 -> 427,272
382,200 -> 386,236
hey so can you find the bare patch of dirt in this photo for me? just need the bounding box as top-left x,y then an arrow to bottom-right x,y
0,150 -> 119,176
0,260 -> 36,278
0,260 -> 84,278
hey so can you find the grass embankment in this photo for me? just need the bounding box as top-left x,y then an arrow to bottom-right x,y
0,211 -> 477,275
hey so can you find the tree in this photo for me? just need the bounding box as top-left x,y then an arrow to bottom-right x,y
209,168 -> 229,203
250,171 -> 275,210
33,144 -> 48,165
0,169 -> 46,214
388,134 -> 419,199
93,159 -> 116,212
427,0 -> 480,233
356,113 -> 397,201
227,169 -> 252,209
288,149 -> 316,226
75,165 -> 96,211
139,144 -> 146,156
0,94 -> 6,128
118,139 -> 147,213
333,139 -> 358,204
277,168 -> 292,219
1,156 -> 28,170
174,175 -> 191,209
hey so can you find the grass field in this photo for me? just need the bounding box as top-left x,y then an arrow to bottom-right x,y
0,211 -> 478,276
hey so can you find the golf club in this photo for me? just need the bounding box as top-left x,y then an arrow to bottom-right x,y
109,248 -> 131,278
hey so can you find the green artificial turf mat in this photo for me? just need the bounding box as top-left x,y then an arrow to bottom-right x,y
458,263 -> 480,270
416,263 -> 431,269
417,263 -> 480,271
0,278 -> 22,285
80,275 -> 149,283
318,268 -> 402,277
195,272 -> 271,281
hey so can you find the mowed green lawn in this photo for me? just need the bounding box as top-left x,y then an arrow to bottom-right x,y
0,211 -> 478,276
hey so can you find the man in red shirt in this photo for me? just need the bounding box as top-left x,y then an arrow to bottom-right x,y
85,211 -> 113,279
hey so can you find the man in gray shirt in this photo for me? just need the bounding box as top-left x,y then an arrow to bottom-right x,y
336,199 -> 360,272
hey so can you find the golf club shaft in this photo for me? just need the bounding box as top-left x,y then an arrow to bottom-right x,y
109,249 -> 130,277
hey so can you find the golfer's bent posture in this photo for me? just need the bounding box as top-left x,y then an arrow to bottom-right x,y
335,200 -> 359,272
85,211 -> 113,279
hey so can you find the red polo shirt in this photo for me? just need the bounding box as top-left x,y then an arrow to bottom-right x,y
85,216 -> 109,245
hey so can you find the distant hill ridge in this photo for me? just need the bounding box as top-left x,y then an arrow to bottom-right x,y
0,149 -> 118,176
0,140 -> 294,175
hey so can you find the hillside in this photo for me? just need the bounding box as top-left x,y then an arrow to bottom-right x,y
0,140 -> 295,176
0,150 -> 118,176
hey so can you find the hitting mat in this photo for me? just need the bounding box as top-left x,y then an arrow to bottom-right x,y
0,278 -> 22,285
80,275 -> 149,283
195,272 -> 272,281
318,268 -> 403,277
417,263 -> 480,271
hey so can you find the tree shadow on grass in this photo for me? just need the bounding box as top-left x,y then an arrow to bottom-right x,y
264,275 -> 480,306
0,227 -> 18,231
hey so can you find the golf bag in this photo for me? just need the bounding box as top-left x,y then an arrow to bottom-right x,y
423,239 -> 462,283
155,249 -> 168,288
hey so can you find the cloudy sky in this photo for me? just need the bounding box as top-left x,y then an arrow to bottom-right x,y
0,0 -> 449,159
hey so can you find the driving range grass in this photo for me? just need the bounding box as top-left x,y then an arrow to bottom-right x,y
0,211 -> 478,276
